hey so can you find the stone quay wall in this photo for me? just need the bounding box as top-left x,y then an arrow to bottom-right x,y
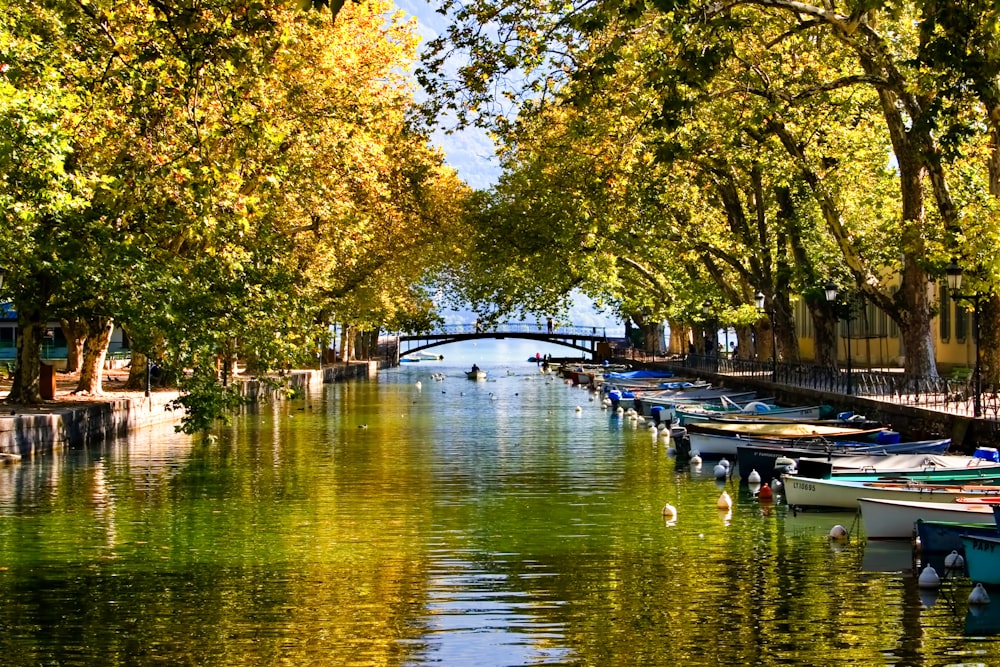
0,362 -> 395,459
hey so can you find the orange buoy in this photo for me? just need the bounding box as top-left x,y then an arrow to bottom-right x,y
758,482 -> 773,501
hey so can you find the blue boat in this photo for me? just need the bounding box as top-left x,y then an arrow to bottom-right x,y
961,530 -> 1000,586
916,518 -> 999,555
603,369 -> 675,382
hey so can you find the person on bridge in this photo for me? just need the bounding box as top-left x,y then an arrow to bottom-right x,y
546,317 -> 553,333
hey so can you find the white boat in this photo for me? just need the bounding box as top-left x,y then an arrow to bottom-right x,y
783,474 -> 1000,510
401,351 -> 444,362
859,497 -> 997,540
677,404 -> 824,425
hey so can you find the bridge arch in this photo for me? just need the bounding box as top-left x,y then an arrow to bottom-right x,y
397,323 -> 613,359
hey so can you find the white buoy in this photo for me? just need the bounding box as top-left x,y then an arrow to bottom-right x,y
661,503 -> 677,519
829,525 -> 849,541
970,582 -> 991,605
690,453 -> 703,466
719,458 -> 731,469
575,406 -> 583,412
717,491 -> 732,510
415,380 -> 422,390
713,462 -> 728,480
918,565 -> 941,589
944,550 -> 965,570
747,469 -> 762,484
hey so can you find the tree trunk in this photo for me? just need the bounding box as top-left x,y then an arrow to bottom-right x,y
126,349 -> 149,390
667,320 -> 689,355
340,326 -> 353,362
7,309 -> 45,404
75,317 -> 114,395
809,295 -> 839,369
980,295 -> 1000,387
61,317 -> 86,373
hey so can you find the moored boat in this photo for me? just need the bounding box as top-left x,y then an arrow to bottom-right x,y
677,403 -> 828,425
961,532 -> 1000,585
785,474 -> 1000,510
859,497 -> 996,539
687,420 -> 898,443
735,440 -> 956,482
916,517 -> 999,555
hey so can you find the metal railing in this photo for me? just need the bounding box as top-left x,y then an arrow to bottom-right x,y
402,323 -> 608,338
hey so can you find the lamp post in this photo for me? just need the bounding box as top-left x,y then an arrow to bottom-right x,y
945,259 -> 983,418
754,291 -> 777,382
824,281 -> 853,395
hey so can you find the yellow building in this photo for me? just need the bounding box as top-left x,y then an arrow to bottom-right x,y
793,284 -> 976,373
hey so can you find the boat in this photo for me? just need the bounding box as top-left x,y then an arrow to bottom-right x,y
400,351 -> 444,362
466,369 -> 487,381
786,475 -> 1000,510
687,420 -> 898,442
735,440 -> 957,482
689,422 -> 899,461
961,532 -> 1000,585
915,517 -> 999,555
676,401 -> 829,425
601,369 -> 676,387
632,390 -> 762,416
858,497 -> 997,539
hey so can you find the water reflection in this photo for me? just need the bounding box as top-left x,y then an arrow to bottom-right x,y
0,365 -> 999,665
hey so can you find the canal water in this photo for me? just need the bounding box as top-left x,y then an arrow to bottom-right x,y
2,362 -> 1000,666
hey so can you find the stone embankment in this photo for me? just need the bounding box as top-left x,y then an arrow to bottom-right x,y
0,361 -> 387,458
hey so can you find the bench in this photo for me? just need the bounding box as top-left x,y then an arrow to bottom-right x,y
951,367 -> 973,381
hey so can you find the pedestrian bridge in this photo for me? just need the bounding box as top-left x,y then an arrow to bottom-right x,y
397,323 -> 613,357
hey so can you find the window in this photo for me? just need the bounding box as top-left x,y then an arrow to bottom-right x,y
956,299 -> 968,343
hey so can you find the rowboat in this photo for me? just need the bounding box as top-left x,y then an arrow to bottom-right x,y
858,497 -> 996,539
466,369 -> 487,381
783,474 -> 1000,510
687,420 -> 898,442
961,532 -> 1000,585
631,390 -> 761,416
676,403 -> 828,425
689,422 -> 898,461
915,517 -> 999,555
735,440 -> 957,482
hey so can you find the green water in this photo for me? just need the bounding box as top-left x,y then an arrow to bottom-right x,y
0,364 -> 998,666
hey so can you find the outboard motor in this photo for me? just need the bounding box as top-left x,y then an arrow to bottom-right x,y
608,389 -> 622,411
650,405 -> 664,425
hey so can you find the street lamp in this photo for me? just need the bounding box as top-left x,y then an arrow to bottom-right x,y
824,280 -> 853,395
945,258 -> 983,418
754,291 -> 777,382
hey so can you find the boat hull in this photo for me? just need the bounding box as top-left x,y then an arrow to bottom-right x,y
916,518 -> 999,555
783,474 -> 1000,510
859,497 -> 995,539
738,440 -> 955,482
465,370 -> 487,381
961,533 -> 1000,585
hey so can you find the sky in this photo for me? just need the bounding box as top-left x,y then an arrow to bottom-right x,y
395,0 -> 624,336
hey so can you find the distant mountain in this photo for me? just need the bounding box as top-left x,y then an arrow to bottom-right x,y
397,0 -> 501,190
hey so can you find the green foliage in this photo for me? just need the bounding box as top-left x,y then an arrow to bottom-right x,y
170,366 -> 248,434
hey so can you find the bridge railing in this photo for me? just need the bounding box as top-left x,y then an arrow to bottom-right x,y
402,323 -> 607,338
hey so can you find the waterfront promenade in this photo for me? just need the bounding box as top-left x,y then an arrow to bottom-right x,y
613,350 -> 999,450
0,362 -> 377,457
